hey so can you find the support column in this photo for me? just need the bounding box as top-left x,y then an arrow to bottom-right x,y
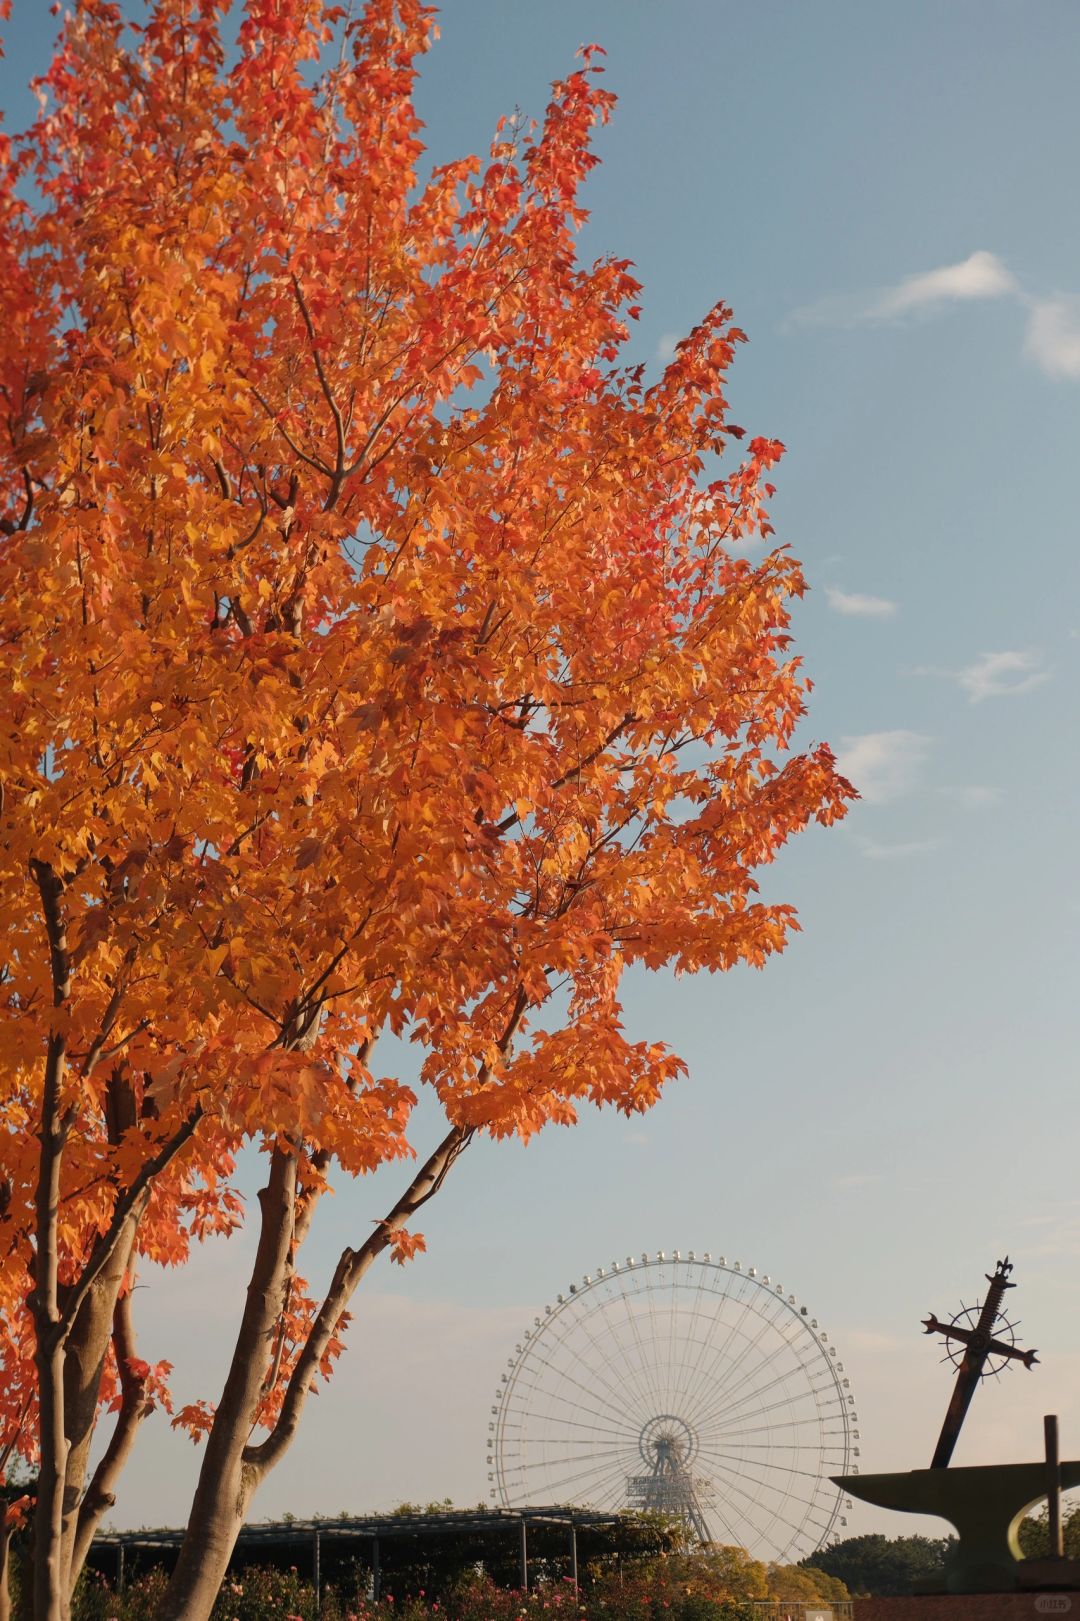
1046,1413 -> 1063,1558
117,1542 -> 125,1595
372,1536 -> 380,1603
569,1521 -> 578,1594
519,1516 -> 528,1593
313,1525 -> 321,1616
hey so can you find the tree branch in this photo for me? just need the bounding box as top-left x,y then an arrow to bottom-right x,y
30,859 -> 72,1007
290,275 -> 347,500
243,1122 -> 473,1479
492,714 -> 636,835
51,1105 -> 204,1353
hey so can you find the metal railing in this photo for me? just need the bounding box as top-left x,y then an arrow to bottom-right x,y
747,1602 -> 855,1621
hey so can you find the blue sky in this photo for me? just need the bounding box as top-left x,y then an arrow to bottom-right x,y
3,0 -> 1079,1554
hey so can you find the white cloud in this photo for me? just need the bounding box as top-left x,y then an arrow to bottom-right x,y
834,730 -> 931,803
858,836 -> 942,861
790,250 -> 1016,328
792,255 -> 1080,385
656,332 -> 680,361
1024,295 -> 1080,378
871,250 -> 1016,318
826,587 -> 897,618
957,650 -> 1049,703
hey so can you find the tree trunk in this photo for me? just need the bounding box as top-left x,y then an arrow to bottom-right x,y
157,1148 -> 298,1621
29,862 -> 73,1621
66,1285 -> 150,1594
160,1124 -> 471,1618
32,1033 -> 69,1621
0,1520 -> 13,1621
57,1220 -> 138,1597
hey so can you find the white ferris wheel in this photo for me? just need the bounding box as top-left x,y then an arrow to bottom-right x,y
488,1249 -> 858,1564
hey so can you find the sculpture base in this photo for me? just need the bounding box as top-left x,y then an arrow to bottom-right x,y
834,1463 -> 1080,1594
856,1597 -> 1079,1619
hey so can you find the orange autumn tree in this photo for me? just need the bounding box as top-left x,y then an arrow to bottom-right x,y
0,2 -> 854,1617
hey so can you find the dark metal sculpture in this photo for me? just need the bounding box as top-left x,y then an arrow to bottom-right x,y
832,1253 -> 1080,1595
923,1256 -> 1038,1469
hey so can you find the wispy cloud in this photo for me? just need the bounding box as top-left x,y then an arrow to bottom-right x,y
793,255 -> 1080,385
656,332 -> 680,361
1024,295 -> 1080,379
791,250 -> 1016,328
957,650 -> 1049,703
834,730 -> 931,804
857,835 -> 942,861
871,250 -> 1016,318
1018,1203 -> 1080,1262
826,587 -> 897,619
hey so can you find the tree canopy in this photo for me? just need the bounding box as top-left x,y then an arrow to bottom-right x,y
0,2 -> 852,1615
802,1532 -> 955,1597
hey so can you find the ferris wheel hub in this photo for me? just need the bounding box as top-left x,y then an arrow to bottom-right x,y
638,1413 -> 698,1468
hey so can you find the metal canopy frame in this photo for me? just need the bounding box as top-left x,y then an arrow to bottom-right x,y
91,1505 -> 636,1609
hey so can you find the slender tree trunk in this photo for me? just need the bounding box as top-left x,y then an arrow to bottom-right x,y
57,1221 -> 138,1596
65,1282 -> 149,1594
0,1520 -> 13,1621
160,1124 -> 471,1620
157,1148 -> 299,1621
32,1033 -> 69,1621
30,861 -> 73,1621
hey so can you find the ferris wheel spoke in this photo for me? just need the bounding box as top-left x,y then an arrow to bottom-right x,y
692,1355 -> 838,1436
698,1372 -> 846,1447
695,1438 -> 842,1487
713,1413 -> 849,1445
518,1451 -> 638,1503
499,1450 -> 630,1500
618,1272 -> 676,1420
702,1463 -> 825,1549
588,1281 -> 682,1422
679,1273 -> 774,1425
690,1466 -> 784,1551
512,1446 -> 637,1483
546,1282 -> 670,1428
668,1266 -> 738,1419
498,1422 -> 637,1461
506,1336 -> 650,1436
589,1473 -> 634,1512
703,1459 -> 838,1529
669,1276 -> 752,1423
499,1432 -> 638,1471
686,1307 -> 817,1432
499,1368 -> 642,1445
512,1303 -> 664,1432
520,1331 -> 650,1434
697,1490 -> 742,1549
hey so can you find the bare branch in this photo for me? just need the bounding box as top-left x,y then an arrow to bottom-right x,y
243,1122 -> 473,1479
